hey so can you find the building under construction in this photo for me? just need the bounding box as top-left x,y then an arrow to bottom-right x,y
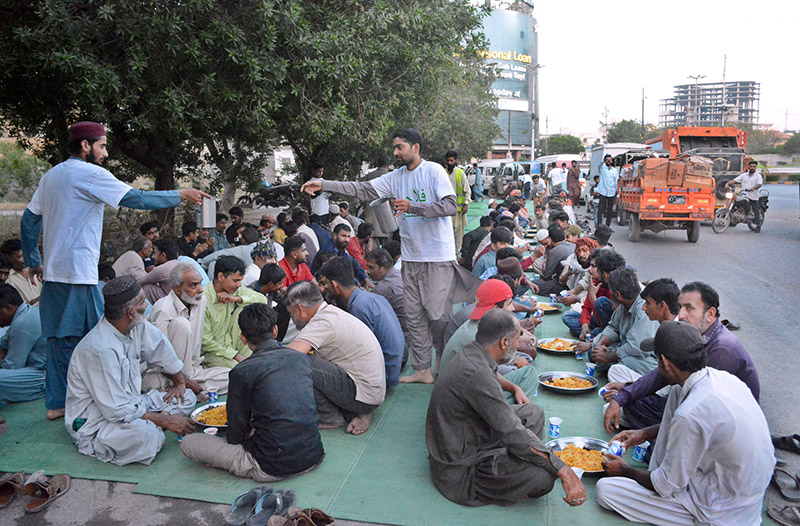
659,81 -> 760,128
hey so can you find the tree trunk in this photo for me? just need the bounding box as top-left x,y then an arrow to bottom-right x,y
219,180 -> 237,212
153,167 -> 176,228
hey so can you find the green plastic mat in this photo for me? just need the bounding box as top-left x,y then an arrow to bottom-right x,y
0,202 -> 777,524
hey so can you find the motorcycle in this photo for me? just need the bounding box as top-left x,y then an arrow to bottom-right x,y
711,188 -> 769,234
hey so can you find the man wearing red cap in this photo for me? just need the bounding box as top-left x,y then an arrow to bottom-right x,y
439,279 -> 539,402
21,121 -> 209,420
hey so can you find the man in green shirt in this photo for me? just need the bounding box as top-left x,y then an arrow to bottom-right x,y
202,256 -> 266,369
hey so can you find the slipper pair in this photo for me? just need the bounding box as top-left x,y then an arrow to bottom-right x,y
774,469 -> 800,502
267,507 -> 335,526
769,503 -> 800,526
0,470 -> 71,513
774,435 -> 800,455
226,486 -> 295,526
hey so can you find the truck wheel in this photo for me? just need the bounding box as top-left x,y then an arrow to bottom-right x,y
687,221 -> 700,243
628,213 -> 641,242
487,187 -> 498,198
617,207 -> 628,226
711,209 -> 731,234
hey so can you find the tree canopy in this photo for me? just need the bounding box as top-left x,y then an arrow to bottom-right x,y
543,134 -> 583,155
0,0 -> 498,203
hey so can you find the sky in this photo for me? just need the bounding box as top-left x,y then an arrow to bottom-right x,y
525,0 -> 800,136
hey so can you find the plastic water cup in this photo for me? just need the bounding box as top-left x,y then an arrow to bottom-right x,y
207,387 -> 219,404
549,294 -> 557,304
633,441 -> 650,462
204,427 -> 218,437
608,440 -> 626,456
571,467 -> 585,480
177,434 -> 183,442
559,290 -> 570,298
548,417 -> 562,438
585,362 -> 597,377
598,386 -> 609,399
533,274 -> 540,280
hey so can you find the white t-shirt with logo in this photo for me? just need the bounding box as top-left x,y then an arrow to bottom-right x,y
370,160 -> 456,262
28,158 -> 132,284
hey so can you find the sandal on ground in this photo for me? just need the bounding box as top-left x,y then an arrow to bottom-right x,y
267,507 -> 332,526
773,435 -> 800,455
21,472 -> 70,513
246,489 -> 296,526
721,319 -> 741,330
226,485 -> 273,526
301,508 -> 334,526
773,468 -> 800,502
769,504 -> 800,526
0,471 -> 25,509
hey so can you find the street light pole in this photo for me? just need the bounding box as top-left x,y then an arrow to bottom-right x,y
687,74 -> 706,125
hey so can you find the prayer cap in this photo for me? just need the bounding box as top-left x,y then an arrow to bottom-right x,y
640,321 -> 705,364
496,257 -> 522,279
102,276 -> 141,307
329,204 -> 340,215
251,241 -> 277,260
470,279 -> 513,320
535,229 -> 550,243
566,224 -> 582,236
69,121 -> 105,140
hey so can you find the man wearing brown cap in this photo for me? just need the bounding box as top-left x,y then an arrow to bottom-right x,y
21,121 -> 209,420
65,276 -> 196,466
597,321 -> 774,526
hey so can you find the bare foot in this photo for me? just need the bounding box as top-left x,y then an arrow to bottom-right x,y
398,369 -> 435,384
346,413 -> 372,435
46,408 -> 65,420
318,422 -> 344,430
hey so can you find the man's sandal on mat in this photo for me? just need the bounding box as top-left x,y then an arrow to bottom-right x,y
774,469 -> 800,502
769,504 -> 800,526
773,435 -> 800,455
0,471 -> 25,508
20,471 -> 71,513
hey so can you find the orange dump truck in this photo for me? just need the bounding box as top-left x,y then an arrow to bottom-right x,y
617,156 -> 715,242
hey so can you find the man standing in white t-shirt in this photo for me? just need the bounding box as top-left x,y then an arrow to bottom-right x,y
725,160 -> 764,233
548,162 -> 568,194
21,121 -> 209,420
301,129 -> 481,384
308,163 -> 330,219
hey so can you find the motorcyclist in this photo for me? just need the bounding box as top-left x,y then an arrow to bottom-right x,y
725,160 -> 763,233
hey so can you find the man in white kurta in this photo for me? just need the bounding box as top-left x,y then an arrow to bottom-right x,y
144,263 -> 229,394
65,277 -> 196,466
596,321 -> 774,526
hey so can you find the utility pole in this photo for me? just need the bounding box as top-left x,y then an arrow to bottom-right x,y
544,116 -> 549,155
641,88 -> 646,141
721,55 -> 727,125
602,106 -> 609,142
687,74 -> 706,125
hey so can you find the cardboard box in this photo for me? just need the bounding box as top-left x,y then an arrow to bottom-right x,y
683,174 -> 715,189
667,161 -> 686,186
680,155 -> 713,178
641,158 -> 669,178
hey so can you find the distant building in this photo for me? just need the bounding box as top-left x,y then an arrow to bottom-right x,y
479,1 -> 538,160
659,81 -> 760,127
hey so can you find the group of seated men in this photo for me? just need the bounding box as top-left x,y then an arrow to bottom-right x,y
421,189 -> 772,525
0,200 -> 412,484
0,186 -> 776,523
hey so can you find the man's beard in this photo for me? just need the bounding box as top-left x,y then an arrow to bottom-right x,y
86,149 -> 102,166
578,256 -> 590,269
180,290 -> 202,306
130,311 -> 146,327
291,313 -> 308,330
501,346 -> 516,365
334,241 -> 348,250
323,291 -> 347,310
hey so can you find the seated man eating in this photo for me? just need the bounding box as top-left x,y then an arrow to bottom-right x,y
317,257 -> 404,388
598,321 -> 774,526
181,303 -> 324,482
145,262 -> 229,396
65,277 -> 196,466
574,267 -> 658,379
426,309 -> 585,507
0,284 -> 46,408
285,281 -> 385,435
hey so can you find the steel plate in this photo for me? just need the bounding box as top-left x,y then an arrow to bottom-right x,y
190,402 -> 228,428
546,436 -> 609,474
537,337 -> 581,355
536,302 -> 564,314
538,371 -> 598,394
